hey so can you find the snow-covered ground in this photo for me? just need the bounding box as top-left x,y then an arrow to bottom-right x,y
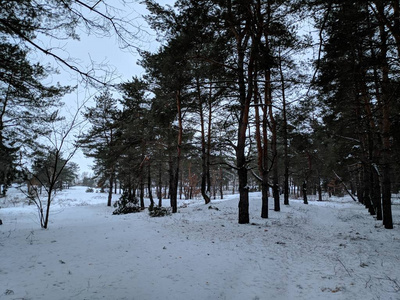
1,186 -> 399,300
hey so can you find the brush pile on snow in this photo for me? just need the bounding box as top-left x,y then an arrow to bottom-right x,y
112,192 -> 140,215
149,206 -> 171,217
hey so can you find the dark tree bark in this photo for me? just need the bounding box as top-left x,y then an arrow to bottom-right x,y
377,3 -> 393,228
168,156 -> 177,212
237,46 -> 251,223
268,101 -> 280,212
197,78 -> 211,205
170,90 -> 183,214
147,160 -> 154,209
279,53 -> 290,206
158,163 -> 163,207
371,167 -> 382,220
302,181 -> 308,205
317,176 -> 323,201
363,164 -> 375,215
219,167 -> 224,199
254,60 -> 269,219
107,166 -> 115,207
206,85 -> 212,199
139,161 -> 145,210
226,1 -> 253,224
253,0 -> 272,219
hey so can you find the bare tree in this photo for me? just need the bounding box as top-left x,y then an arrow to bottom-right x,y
26,105 -> 85,229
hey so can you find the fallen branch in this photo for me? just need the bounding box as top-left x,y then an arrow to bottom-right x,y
332,170 -> 357,202
336,257 -> 352,276
386,275 -> 400,292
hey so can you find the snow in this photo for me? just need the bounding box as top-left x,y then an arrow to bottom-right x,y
1,187 -> 400,300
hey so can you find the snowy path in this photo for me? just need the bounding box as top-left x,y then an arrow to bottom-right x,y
1,188 -> 399,299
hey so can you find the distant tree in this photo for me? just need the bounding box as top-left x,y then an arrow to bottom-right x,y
79,90 -> 120,206
58,162 -> 79,189
81,172 -> 96,187
31,153 -> 78,191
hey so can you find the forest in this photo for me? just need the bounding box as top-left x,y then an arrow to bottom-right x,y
1,0 -> 399,229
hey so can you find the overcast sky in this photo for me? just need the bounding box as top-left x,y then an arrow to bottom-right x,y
38,0 -> 174,176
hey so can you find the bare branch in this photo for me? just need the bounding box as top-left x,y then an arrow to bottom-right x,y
91,0 -> 103,10
0,18 -> 109,86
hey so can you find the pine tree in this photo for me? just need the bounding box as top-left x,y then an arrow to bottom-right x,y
118,77 -> 154,209
139,32 -> 193,213
79,91 -> 120,206
310,0 -> 398,228
0,42 -> 71,195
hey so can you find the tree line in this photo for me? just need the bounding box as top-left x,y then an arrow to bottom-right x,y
80,0 -> 400,229
1,0 -> 399,229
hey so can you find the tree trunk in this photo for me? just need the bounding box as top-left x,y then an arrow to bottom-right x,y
237,161 -> 249,224
363,164 -> 375,215
43,183 -> 54,229
381,157 -> 393,229
179,170 -> 183,200
377,5 -> 393,228
261,172 -> 269,218
198,83 -> 211,204
219,167 -> 223,199
253,60 -> 269,219
302,181 -> 308,205
279,49 -> 290,205
170,89 -> 183,214
169,156 -> 177,212
139,162 -> 145,210
380,78 -> 393,229
272,169 -> 280,211
236,78 -> 251,224
107,167 -> 114,207
206,84 -> 213,199
317,179 -> 322,201
237,49 -> 251,223
235,32 -> 252,224
271,138 -> 279,211
148,161 -> 154,209
158,163 -> 162,207
371,167 -> 382,220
